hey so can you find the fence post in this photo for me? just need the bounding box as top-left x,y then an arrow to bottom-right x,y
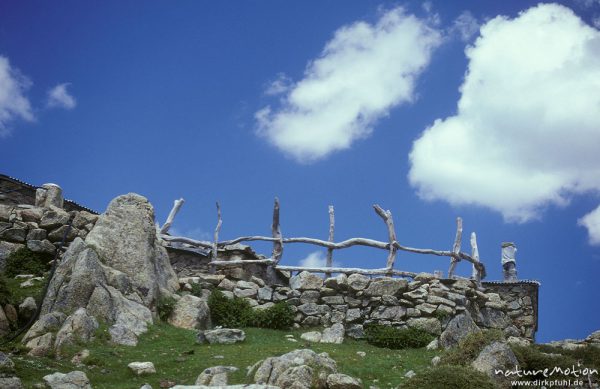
448,217 -> 462,279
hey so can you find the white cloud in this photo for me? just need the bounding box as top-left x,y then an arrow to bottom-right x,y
298,251 -> 337,268
451,11 -> 480,41
47,83 -> 76,110
256,7 -> 442,163
0,56 -> 34,137
265,73 -> 292,96
574,0 -> 600,8
409,4 -> 600,223
593,15 -> 600,28
579,206 -> 600,245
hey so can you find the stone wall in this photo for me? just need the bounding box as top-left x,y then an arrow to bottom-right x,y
181,270 -> 540,341
482,281 -> 539,339
0,203 -> 98,269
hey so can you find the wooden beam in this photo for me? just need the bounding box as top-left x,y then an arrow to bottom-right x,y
211,202 -> 222,274
271,197 -> 283,263
160,198 -> 185,234
325,205 -> 335,278
470,232 -> 481,283
373,204 -> 398,269
276,265 -> 416,278
448,217 -> 463,279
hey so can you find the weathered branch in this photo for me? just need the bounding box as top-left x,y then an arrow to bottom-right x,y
448,217 -> 463,279
212,202 -> 222,262
373,204 -> 398,269
160,198 -> 185,234
209,259 -> 275,267
164,232 -> 483,269
160,234 -> 213,249
325,205 -> 335,278
271,197 -> 283,263
276,265 -> 416,277
470,232 -> 481,283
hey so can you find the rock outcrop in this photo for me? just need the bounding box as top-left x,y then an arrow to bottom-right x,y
23,193 -> 179,353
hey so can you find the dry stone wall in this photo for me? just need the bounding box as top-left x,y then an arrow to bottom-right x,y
0,203 -> 98,269
182,270 -> 539,341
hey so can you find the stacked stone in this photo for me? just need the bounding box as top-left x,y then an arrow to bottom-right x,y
482,282 -> 537,339
0,203 -> 98,264
185,269 -> 536,342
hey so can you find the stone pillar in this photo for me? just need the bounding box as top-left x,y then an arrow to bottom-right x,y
35,183 -> 64,209
501,242 -> 518,282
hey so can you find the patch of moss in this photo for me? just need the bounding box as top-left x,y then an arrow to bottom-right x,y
4,247 -> 53,278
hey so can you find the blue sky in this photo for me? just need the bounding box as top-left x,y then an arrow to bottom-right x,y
1,1 -> 599,343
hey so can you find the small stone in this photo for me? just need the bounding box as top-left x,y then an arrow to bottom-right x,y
431,356 -> 441,366
43,371 -> 91,389
347,274 -> 370,291
356,351 -> 366,357
404,370 -> 416,378
321,323 -> 345,344
300,331 -> 322,343
326,373 -> 362,389
128,361 -> 156,375
203,328 -> 246,344
109,324 -> 138,346
290,271 -> 324,290
71,349 -> 90,366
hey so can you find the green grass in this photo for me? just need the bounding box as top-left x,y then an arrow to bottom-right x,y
8,324 -> 439,388
3,275 -> 47,307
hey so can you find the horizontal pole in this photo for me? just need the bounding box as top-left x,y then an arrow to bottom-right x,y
275,265 -> 416,278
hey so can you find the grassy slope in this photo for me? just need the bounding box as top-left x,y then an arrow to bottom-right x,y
9,324 -> 438,388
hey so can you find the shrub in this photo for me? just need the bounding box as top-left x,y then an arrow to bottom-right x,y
157,295 -> 177,322
208,289 -> 294,330
190,282 -> 203,298
208,289 -> 253,328
399,365 -> 495,389
251,302 -> 295,330
4,247 -> 53,278
535,343 -> 600,370
441,329 -> 505,366
364,324 -> 435,349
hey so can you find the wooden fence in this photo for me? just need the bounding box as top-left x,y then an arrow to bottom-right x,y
158,198 -> 486,281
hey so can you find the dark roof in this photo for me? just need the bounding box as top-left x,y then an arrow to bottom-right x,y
482,279 -> 541,286
0,173 -> 98,214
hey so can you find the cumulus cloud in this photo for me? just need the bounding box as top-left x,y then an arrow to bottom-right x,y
579,206 -> 600,245
298,251 -> 337,268
409,4 -> 600,223
450,11 -> 480,41
0,56 -> 34,137
47,83 -> 76,110
256,7 -> 442,162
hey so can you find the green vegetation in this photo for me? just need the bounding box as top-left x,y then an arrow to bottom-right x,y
4,247 -> 53,278
6,324 -> 438,389
208,289 -> 295,330
364,324 -> 435,349
399,365 -> 495,389
441,329 -> 504,366
157,295 -> 177,322
511,343 -> 600,383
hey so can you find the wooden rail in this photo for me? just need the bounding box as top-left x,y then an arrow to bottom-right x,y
159,198 -> 487,280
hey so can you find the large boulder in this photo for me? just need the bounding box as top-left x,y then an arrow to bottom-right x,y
471,341 -> 519,387
54,308 -> 99,351
439,312 -> 480,349
201,328 -> 246,344
24,194 -> 179,349
254,349 -> 337,389
84,193 -> 179,304
168,295 -> 211,330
